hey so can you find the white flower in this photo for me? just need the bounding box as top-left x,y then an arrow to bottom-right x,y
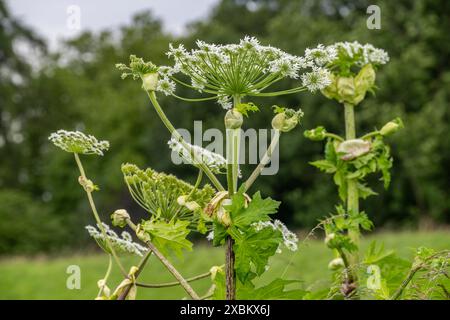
217,95 -> 233,110
330,41 -> 389,66
85,224 -> 148,257
301,67 -> 332,92
156,77 -> 176,96
207,231 -> 214,241
168,138 -> 227,174
251,219 -> 298,252
305,44 -> 337,66
49,130 -> 109,156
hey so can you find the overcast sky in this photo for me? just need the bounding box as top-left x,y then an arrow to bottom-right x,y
7,0 -> 219,48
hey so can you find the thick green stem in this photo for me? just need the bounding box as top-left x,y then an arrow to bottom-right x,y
224,95 -> 241,300
74,153 -> 128,277
146,90 -> 225,192
344,102 -> 359,294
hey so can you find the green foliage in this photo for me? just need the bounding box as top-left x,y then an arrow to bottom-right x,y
0,190 -> 66,255
141,219 -> 192,259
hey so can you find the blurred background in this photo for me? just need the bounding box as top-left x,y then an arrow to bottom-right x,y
0,0 -> 449,299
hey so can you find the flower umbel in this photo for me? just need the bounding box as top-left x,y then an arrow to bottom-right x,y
49,130 -> 109,156
85,224 -> 148,257
168,138 -> 227,174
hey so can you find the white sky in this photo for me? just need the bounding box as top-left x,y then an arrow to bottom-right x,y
7,0 -> 219,49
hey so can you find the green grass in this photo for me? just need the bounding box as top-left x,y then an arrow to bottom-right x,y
0,231 -> 448,299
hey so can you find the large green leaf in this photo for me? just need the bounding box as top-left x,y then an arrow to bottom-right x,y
233,226 -> 282,283
141,219 -> 192,259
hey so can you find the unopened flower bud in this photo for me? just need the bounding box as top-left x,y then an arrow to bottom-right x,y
380,118 -> 404,136
336,77 -> 355,102
304,126 -> 327,141
111,209 -> 130,228
336,139 -> 371,161
224,109 -> 243,129
328,257 -> 345,270
78,176 -> 97,193
324,233 -> 336,246
355,64 -> 376,92
142,72 -> 159,91
271,108 -> 303,132
321,73 -> 338,100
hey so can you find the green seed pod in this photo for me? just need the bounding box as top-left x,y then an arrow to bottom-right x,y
111,209 -> 130,228
142,72 -> 159,91
304,126 -> 327,141
224,109 -> 243,129
380,117 -> 404,136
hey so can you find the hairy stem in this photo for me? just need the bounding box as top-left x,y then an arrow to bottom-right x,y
146,90 -> 225,191
344,102 -> 359,295
244,129 -> 280,192
74,153 -> 128,277
126,219 -> 200,300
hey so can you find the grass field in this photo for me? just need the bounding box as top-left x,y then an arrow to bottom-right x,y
0,231 -> 448,300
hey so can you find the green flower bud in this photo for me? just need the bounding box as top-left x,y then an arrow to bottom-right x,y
336,139 -> 371,161
324,233 -> 336,247
355,64 -> 376,92
328,257 -> 345,270
185,201 -> 201,212
321,73 -> 338,100
336,77 -> 356,102
271,108 -> 303,132
380,117 -> 404,136
111,209 -> 130,228
224,109 -> 243,129
142,72 -> 159,91
304,126 -> 327,141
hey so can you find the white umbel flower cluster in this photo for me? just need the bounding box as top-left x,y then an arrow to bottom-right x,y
85,223 -> 148,257
168,138 -> 227,174
49,130 -> 109,156
329,41 -> 389,66
165,36 -> 333,108
252,219 -> 298,252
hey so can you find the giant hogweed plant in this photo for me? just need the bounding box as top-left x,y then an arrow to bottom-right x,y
50,37 -> 332,300
304,42 -> 449,299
